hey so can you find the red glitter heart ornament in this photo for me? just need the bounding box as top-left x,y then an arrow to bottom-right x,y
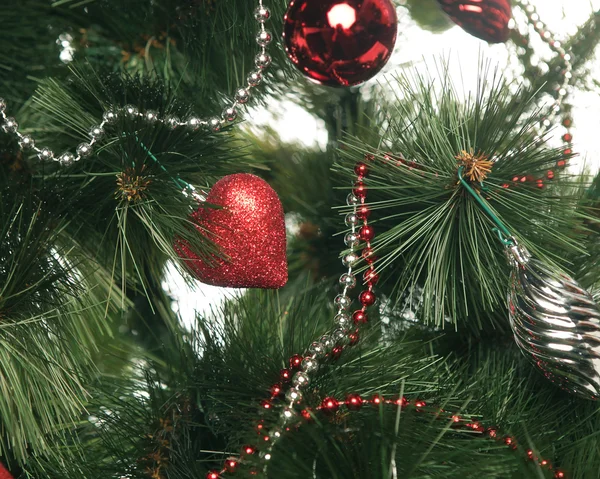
0,464 -> 13,479
176,174 -> 288,289
437,0 -> 512,43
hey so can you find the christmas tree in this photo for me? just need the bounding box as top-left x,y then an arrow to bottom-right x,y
1,0 -> 600,477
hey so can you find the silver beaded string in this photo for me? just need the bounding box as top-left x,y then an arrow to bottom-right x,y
514,0 -> 574,127
0,1 -> 273,169
258,192 -> 362,470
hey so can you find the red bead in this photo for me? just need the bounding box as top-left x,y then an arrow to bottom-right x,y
270,384 -> 282,397
437,0 -> 512,43
289,354 -> 303,369
414,400 -> 426,409
359,225 -> 375,241
356,205 -> 371,219
353,181 -> 367,198
487,428 -> 497,438
562,118 -> 572,127
280,368 -> 291,381
352,310 -> 368,324
321,397 -> 340,413
283,0 -> 398,87
512,176 -> 519,182
364,268 -> 379,285
504,437 -> 513,445
261,400 -> 272,410
225,460 -> 238,472
359,290 -> 376,306
452,415 -> 461,423
364,153 -> 376,162
563,148 -> 572,156
502,183 -> 509,189
301,409 -> 312,421
345,393 -> 363,410
520,176 -> 527,183
536,179 -> 544,188
547,170 -> 555,179
331,345 -> 343,360
348,330 -> 360,346
207,472 -> 220,479
562,133 -> 573,142
354,162 -> 369,177
371,394 -> 384,405
395,397 -> 409,408
527,450 -> 534,458
243,446 -> 256,456
555,472 -> 565,479
557,160 -> 567,168
361,247 -> 376,263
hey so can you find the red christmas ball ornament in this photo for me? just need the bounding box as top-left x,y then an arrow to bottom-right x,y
364,268 -> 380,285
359,225 -> 375,241
283,0 -> 398,87
356,205 -> 371,220
280,368 -> 292,382
354,162 -> 369,177
437,0 -> 512,43
206,472 -> 220,479
175,174 -> 288,289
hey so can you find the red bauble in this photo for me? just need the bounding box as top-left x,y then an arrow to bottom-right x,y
359,290 -> 376,306
345,393 -> 363,410
283,0 -> 398,87
175,174 -> 288,289
437,0 -> 512,43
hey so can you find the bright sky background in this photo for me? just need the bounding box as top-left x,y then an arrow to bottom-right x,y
166,0 -> 600,329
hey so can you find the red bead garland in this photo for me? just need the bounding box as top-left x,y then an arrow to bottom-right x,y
204,152 -> 567,479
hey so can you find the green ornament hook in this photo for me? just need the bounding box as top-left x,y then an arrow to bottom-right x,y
457,166 -> 514,246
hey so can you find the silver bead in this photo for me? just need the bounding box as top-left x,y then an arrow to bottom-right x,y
256,30 -> 272,47
345,213 -> 359,227
76,143 -> 93,158
332,328 -> 348,343
235,88 -> 250,104
2,117 -> 18,133
334,313 -> 351,330
342,253 -> 359,267
339,273 -> 356,288
335,294 -> 352,310
344,232 -> 360,248
103,109 -> 118,124
222,107 -> 237,122
255,53 -> 272,69
301,357 -> 318,373
254,6 -> 271,22
89,125 -> 104,139
268,428 -> 282,440
280,407 -> 296,422
285,388 -> 303,404
144,110 -> 159,123
187,117 -> 203,131
347,193 -> 360,206
0,98 -> 6,112
58,152 -> 75,165
507,240 -> 600,400
165,115 -> 181,130
320,335 -> 334,350
292,372 -> 310,388
18,135 -> 35,150
247,71 -> 263,87
259,451 -> 272,461
39,148 -> 54,161
308,341 -> 326,359
209,117 -> 221,132
123,105 -> 139,117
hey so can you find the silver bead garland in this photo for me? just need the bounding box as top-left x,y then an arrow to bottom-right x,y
0,0 -> 273,169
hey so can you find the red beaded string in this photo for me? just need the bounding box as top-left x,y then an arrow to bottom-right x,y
204,153 -> 567,479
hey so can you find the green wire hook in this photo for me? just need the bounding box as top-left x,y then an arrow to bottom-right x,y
457,166 -> 514,247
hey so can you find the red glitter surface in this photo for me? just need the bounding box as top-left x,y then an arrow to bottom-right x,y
0,464 -> 13,479
437,0 -> 512,44
176,174 -> 288,289
283,0 -> 398,87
